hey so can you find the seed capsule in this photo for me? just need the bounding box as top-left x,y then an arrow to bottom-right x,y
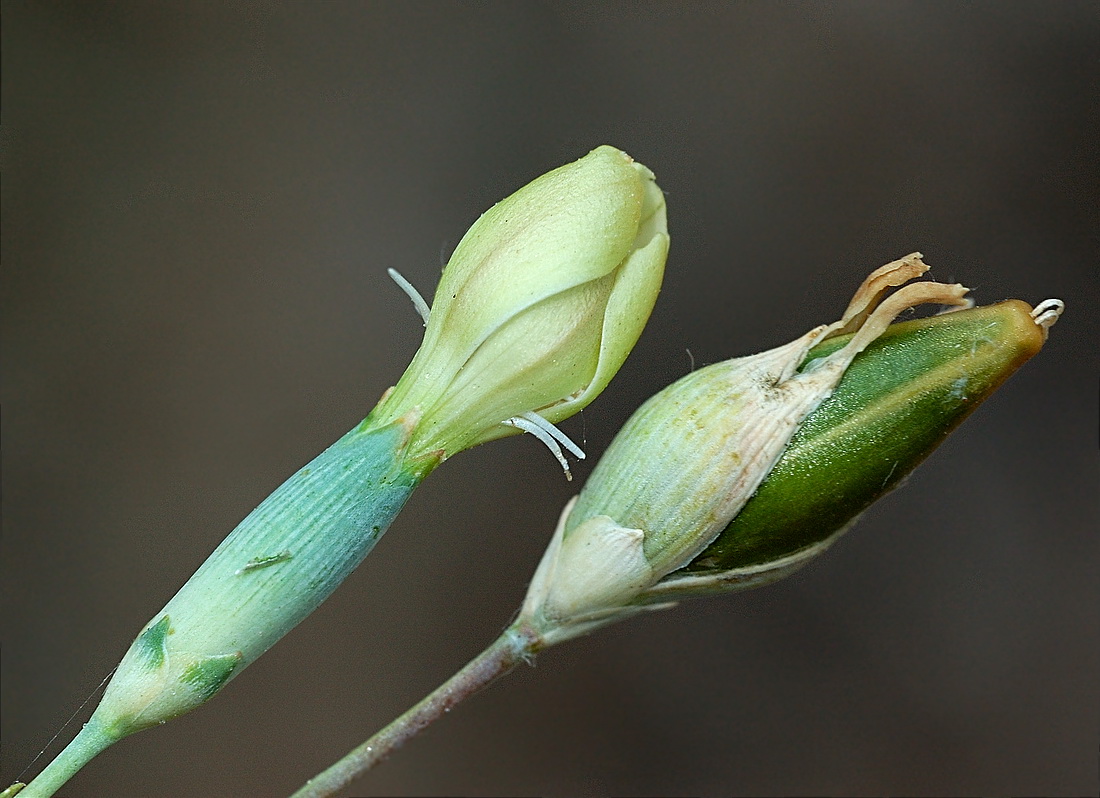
651,296 -> 1063,600
520,255 -> 1063,642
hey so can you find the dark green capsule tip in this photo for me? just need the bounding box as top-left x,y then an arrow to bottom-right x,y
686,300 -> 1047,573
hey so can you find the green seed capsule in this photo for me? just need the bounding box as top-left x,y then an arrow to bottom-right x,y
685,299 -> 1052,574
521,256 -> 1062,641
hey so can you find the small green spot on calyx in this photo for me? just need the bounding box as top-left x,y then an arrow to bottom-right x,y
179,652 -> 242,702
136,615 -> 171,671
235,550 -> 293,575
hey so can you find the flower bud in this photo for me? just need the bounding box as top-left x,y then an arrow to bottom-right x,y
371,145 -> 668,462
15,148 -> 668,798
520,255 -> 1062,644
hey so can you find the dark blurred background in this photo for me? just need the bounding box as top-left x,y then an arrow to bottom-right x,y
3,3 -> 1097,796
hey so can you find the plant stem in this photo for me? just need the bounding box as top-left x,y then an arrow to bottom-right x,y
290,620 -> 541,798
17,715 -> 119,798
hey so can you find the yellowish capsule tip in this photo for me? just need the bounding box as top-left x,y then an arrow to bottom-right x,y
988,297 -> 1061,366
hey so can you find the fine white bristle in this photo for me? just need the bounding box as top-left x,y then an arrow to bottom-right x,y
387,268 -> 431,326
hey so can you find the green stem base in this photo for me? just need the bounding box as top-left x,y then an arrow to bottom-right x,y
18,715 -> 120,798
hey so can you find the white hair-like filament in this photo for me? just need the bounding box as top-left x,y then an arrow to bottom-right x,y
387,268 -> 431,326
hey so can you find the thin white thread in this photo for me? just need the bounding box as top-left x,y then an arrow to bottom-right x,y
387,268 -> 431,326
17,666 -> 118,782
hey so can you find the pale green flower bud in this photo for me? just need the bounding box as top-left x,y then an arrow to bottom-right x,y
520,255 -> 1062,645
14,147 -> 668,798
372,145 -> 668,462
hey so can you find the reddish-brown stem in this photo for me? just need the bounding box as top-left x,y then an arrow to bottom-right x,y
289,620 -> 541,798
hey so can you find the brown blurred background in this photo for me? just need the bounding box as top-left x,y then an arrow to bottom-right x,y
3,3 -> 1098,796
